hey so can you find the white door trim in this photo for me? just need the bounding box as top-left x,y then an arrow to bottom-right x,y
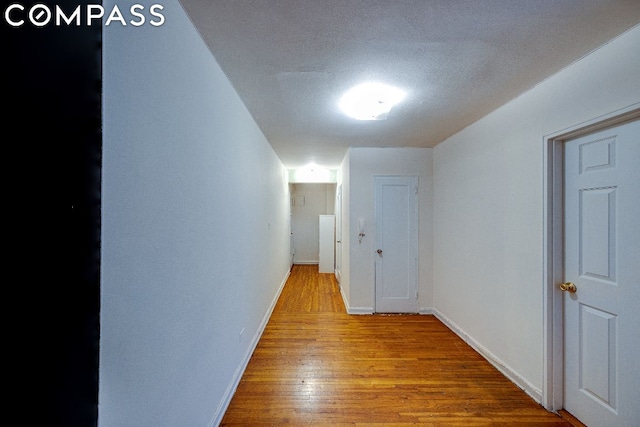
541,103 -> 640,411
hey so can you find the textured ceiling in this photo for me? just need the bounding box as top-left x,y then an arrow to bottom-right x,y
179,0 -> 640,169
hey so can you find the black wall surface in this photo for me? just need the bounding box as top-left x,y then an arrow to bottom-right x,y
4,2 -> 102,426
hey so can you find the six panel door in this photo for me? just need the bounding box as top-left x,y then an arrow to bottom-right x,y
563,120 -> 640,426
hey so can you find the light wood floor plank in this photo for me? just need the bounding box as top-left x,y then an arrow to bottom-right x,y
221,264 -> 570,426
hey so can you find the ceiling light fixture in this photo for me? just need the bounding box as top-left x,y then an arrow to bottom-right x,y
339,82 -> 405,121
292,164 -> 333,183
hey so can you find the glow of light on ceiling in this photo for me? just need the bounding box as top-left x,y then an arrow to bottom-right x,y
338,82 -> 405,120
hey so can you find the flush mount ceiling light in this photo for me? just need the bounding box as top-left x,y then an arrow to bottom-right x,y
292,164 -> 334,183
338,82 -> 405,120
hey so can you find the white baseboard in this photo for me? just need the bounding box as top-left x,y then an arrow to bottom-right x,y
347,307 -> 374,314
432,309 -> 543,404
338,286 -> 373,314
339,285 -> 349,312
293,260 -> 318,265
210,269 -> 290,427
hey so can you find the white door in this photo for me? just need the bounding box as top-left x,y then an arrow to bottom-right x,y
374,176 -> 418,313
563,120 -> 640,426
335,185 -> 342,282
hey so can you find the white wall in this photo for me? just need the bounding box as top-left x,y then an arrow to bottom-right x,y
100,2 -> 291,426
433,24 -> 640,401
342,147 -> 433,313
290,183 -> 336,264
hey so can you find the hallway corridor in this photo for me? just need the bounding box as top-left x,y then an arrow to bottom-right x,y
221,265 -> 571,426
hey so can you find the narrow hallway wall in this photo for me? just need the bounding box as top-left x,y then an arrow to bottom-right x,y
101,2 -> 291,426
433,25 -> 640,402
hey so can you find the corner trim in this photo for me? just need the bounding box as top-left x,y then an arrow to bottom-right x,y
338,283 -> 374,314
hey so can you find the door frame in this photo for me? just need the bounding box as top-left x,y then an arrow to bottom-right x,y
335,184 -> 342,282
541,104 -> 640,411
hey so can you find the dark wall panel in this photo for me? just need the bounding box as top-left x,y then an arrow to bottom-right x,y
4,2 -> 102,426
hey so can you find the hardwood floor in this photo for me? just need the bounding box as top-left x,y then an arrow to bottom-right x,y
221,264 -> 571,426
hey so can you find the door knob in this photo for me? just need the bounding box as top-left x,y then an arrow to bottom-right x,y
559,282 -> 577,293
376,249 -> 383,255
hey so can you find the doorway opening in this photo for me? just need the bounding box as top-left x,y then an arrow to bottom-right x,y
289,183 -> 337,267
